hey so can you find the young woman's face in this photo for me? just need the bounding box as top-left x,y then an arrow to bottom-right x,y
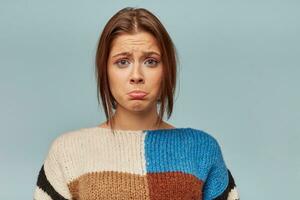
107,31 -> 163,112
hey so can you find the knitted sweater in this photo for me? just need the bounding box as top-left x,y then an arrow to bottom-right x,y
33,126 -> 240,200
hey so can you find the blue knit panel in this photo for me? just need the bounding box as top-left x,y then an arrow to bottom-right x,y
202,136 -> 229,200
144,128 -> 216,183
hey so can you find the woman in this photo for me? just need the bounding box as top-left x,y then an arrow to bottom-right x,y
33,7 -> 240,200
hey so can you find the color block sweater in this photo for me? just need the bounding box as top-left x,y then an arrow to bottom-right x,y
33,126 -> 240,200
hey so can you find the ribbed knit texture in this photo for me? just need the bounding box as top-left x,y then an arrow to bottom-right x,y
33,126 -> 240,200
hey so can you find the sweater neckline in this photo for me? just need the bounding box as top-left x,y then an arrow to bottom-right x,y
93,126 -> 192,134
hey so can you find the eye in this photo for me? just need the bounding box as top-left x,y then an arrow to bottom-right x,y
115,59 -> 130,68
145,58 -> 159,67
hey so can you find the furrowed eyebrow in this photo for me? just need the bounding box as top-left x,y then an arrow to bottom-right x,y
112,51 -> 161,58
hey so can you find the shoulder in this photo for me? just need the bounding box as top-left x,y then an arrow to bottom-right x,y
188,128 -> 224,156
47,127 -> 92,154
189,128 -> 221,146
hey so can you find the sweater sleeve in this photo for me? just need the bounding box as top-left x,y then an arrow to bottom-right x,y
33,137 -> 72,200
202,137 -> 240,200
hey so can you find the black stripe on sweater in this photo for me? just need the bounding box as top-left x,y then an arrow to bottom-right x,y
36,164 -> 68,200
213,169 -> 238,200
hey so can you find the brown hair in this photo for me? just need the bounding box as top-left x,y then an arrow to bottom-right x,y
95,7 -> 179,133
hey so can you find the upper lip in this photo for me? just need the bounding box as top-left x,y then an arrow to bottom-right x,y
128,90 -> 147,94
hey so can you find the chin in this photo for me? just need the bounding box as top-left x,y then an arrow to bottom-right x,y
130,101 -> 145,110
127,99 -> 154,111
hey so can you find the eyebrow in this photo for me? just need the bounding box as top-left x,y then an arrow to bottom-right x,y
112,51 -> 161,58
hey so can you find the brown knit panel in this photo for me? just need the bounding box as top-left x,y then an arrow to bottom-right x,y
68,179 -> 79,200
67,171 -> 150,200
147,171 -> 204,200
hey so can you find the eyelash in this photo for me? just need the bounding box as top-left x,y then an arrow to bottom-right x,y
115,58 -> 159,68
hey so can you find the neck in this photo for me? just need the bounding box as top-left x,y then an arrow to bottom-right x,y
110,104 -> 162,131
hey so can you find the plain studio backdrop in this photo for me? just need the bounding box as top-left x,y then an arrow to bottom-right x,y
1,1 -> 299,199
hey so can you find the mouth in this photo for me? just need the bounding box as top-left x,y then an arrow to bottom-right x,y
128,90 -> 148,100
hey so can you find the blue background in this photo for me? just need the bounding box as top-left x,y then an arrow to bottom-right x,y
1,1 -> 299,199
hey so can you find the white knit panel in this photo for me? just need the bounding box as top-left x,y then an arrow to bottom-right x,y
33,186 -> 53,200
55,127 -> 147,183
43,138 -> 72,199
227,186 -> 240,200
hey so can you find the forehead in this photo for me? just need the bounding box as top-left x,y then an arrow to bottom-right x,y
110,32 -> 161,55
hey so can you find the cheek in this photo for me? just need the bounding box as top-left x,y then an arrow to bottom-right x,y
153,75 -> 162,88
108,67 -> 125,87
148,69 -> 163,91
107,67 -> 128,99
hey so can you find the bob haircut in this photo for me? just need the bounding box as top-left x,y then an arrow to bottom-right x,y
95,7 -> 179,132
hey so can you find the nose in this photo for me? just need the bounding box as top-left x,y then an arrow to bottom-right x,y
130,63 -> 144,85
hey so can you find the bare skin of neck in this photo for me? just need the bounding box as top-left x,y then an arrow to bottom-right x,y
98,120 -> 175,130
98,106 -> 175,131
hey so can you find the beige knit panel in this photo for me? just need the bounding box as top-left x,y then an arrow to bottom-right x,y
67,171 -> 150,200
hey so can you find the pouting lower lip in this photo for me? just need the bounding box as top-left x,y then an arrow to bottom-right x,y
128,93 -> 147,99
